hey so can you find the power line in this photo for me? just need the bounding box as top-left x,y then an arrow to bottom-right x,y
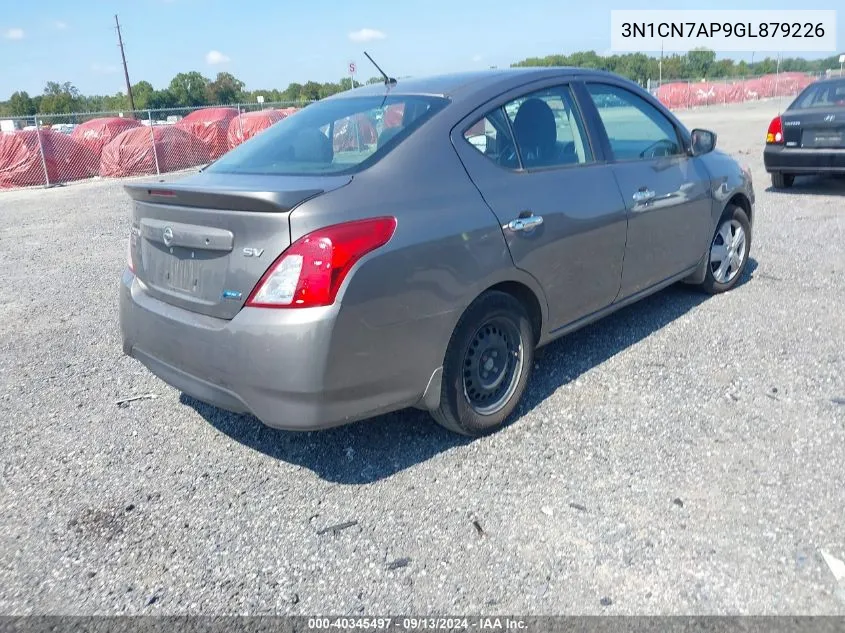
114,14 -> 136,111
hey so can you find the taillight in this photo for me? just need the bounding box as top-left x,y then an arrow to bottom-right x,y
245,217 -> 397,308
766,116 -> 783,144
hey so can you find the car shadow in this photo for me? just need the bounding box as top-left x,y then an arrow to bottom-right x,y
764,174 -> 845,196
184,258 -> 758,485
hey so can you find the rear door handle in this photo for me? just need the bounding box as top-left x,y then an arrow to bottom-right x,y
632,188 -> 656,203
505,214 -> 544,232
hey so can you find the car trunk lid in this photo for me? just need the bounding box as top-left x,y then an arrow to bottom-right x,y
781,108 -> 845,149
125,172 -> 351,320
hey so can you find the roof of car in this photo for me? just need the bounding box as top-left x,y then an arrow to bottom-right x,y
806,76 -> 845,86
336,67 -> 623,102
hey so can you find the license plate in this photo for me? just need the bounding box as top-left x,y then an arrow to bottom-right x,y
804,129 -> 844,148
141,240 -> 226,301
165,255 -> 201,293
141,242 -> 202,294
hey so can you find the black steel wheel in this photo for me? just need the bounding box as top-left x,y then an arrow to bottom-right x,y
432,291 -> 535,436
461,317 -> 523,416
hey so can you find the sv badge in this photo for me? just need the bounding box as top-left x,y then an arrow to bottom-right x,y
243,247 -> 264,258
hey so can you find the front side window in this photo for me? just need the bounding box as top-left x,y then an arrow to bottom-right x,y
586,83 -> 683,161
464,84 -> 592,170
207,95 -> 449,176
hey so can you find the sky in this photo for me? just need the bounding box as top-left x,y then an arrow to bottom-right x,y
1,0 -> 843,100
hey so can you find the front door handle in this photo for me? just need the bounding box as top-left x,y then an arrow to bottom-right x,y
632,188 -> 656,203
505,214 -> 544,232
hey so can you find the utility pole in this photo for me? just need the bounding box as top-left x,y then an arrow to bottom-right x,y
115,14 -> 136,112
659,41 -> 663,86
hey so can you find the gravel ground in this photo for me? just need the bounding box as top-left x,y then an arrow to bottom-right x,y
1,99 -> 844,616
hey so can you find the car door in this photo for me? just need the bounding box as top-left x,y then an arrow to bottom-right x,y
451,81 -> 628,332
578,81 -> 713,298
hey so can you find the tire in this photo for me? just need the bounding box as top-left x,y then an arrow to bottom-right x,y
771,172 -> 794,189
698,205 -> 752,295
431,291 -> 535,437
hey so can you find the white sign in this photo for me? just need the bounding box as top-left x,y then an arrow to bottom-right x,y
256,95 -> 265,104
610,10 -> 837,52
839,54 -> 845,63
348,61 -> 356,75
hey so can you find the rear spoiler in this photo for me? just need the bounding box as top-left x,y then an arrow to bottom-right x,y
123,182 -> 325,214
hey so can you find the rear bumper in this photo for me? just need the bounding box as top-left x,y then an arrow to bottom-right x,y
119,270 -> 434,430
764,145 -> 845,174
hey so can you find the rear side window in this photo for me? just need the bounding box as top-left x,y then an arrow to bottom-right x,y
791,80 -> 845,109
207,95 -> 449,176
586,83 -> 683,161
463,107 -> 520,169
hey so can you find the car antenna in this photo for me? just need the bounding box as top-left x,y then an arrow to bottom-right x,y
364,51 -> 397,87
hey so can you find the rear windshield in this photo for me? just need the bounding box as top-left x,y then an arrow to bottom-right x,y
791,80 -> 845,109
206,94 -> 449,176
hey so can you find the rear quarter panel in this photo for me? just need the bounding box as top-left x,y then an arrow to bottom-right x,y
286,108 -> 549,405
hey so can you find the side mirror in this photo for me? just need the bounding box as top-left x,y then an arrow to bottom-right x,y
690,128 -> 717,156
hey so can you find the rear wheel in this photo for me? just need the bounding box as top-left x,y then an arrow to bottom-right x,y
771,172 -> 794,189
431,291 -> 534,437
698,205 -> 751,295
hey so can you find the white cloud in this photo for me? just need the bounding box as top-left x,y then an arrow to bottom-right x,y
348,28 -> 386,43
53,21 -> 68,30
205,50 -> 231,65
472,54 -> 483,63
4,28 -> 24,40
91,63 -> 118,74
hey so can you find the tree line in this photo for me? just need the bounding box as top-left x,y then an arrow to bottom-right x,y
1,49 -> 841,117
511,49 -> 841,86
0,72 -> 385,118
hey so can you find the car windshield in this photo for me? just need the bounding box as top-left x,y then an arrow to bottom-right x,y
206,95 -> 449,176
791,80 -> 845,109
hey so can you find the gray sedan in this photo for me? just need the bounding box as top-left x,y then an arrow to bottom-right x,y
120,68 -> 754,437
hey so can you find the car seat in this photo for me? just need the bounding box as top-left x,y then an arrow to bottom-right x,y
293,128 -> 333,163
512,98 -> 558,167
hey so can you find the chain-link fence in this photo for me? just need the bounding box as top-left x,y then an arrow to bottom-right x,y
0,70 -> 836,190
647,70 -> 828,109
0,101 -> 314,190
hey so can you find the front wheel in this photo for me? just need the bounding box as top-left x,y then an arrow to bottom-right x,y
431,291 -> 535,437
698,205 -> 751,295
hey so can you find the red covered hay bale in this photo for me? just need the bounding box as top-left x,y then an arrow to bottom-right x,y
99,125 -> 212,178
227,110 -> 284,148
0,129 -> 98,188
175,107 -> 239,160
71,117 -> 142,160
333,114 -> 377,151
